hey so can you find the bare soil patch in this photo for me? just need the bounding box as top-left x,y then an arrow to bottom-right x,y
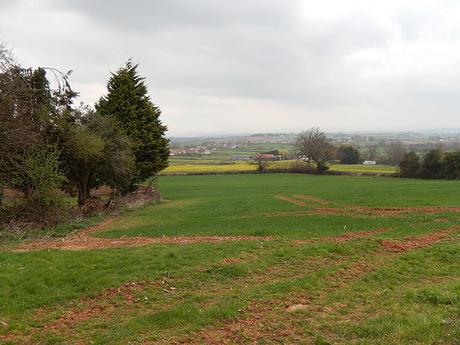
434,217 -> 450,222
76,218 -> 115,237
42,281 -> 157,332
15,235 -> 273,252
360,206 -> 460,216
274,195 -> 460,217
229,210 -> 317,219
293,227 -> 389,245
14,218 -> 273,252
380,226 -> 460,252
285,303 -> 309,313
188,301 -> 308,345
315,205 -> 460,217
188,256 -> 378,345
222,257 -> 242,264
3,280 -> 164,343
187,229 -> 460,344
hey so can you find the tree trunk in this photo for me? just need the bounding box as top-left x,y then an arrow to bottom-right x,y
77,175 -> 90,206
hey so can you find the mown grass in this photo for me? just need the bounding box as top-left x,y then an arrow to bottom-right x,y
0,174 -> 459,344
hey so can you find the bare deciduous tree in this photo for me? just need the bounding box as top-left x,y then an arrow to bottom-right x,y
0,43 -> 75,209
385,141 -> 407,165
0,45 -> 42,186
295,127 -> 335,172
365,144 -> 378,161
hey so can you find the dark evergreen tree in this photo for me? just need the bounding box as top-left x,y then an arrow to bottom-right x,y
399,151 -> 420,178
95,61 -> 169,186
420,149 -> 442,179
336,145 -> 360,164
441,151 -> 460,179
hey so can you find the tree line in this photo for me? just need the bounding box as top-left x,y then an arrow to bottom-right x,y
0,45 -> 169,224
294,128 -> 460,179
399,149 -> 460,179
293,128 -> 412,171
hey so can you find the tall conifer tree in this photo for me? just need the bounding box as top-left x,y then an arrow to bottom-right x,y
96,61 -> 169,186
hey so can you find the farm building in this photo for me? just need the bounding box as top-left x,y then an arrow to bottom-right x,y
255,153 -> 280,161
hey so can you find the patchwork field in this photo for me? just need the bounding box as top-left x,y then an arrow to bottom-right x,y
161,161 -> 396,175
1,174 -> 460,344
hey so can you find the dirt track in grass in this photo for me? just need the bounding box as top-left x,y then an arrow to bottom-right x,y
314,205 -> 460,217
4,226 -> 459,344
275,194 -> 460,217
292,227 -> 389,244
13,224 -> 390,252
0,281 -> 164,343
13,219 -> 273,252
185,227 -> 460,344
380,226 -> 460,252
185,256 -> 384,344
15,234 -> 273,252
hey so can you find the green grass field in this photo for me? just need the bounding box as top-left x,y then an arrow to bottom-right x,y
1,174 -> 459,344
329,163 -> 396,173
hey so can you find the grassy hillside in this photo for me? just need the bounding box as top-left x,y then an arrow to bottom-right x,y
0,174 -> 459,344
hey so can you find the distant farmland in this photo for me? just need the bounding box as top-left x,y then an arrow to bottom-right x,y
162,159 -> 397,175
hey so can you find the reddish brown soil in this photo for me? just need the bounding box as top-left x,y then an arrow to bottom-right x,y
43,281 -> 157,332
14,219 -> 272,252
188,256 -> 378,345
380,226 -> 460,252
222,257 -> 242,264
189,302 -> 306,345
16,235 -> 273,252
232,210 -> 317,219
77,218 -> 115,236
2,281 -> 164,343
285,303 -> 309,312
293,227 -> 389,245
362,206 -> 460,215
186,226 -> 460,344
434,217 -> 450,222
274,194 -> 460,217
6,226 -> 459,344
315,206 -> 460,217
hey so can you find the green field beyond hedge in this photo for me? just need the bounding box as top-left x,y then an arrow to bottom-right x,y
162,160 -> 397,175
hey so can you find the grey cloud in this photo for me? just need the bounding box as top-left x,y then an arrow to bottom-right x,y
54,0 -> 300,31
1,0 -> 460,135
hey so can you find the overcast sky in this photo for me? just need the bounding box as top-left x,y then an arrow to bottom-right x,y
1,0 -> 460,136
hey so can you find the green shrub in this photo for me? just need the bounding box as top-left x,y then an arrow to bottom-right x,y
399,152 -> 420,178
441,151 -> 460,179
22,147 -> 67,210
420,150 -> 442,179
